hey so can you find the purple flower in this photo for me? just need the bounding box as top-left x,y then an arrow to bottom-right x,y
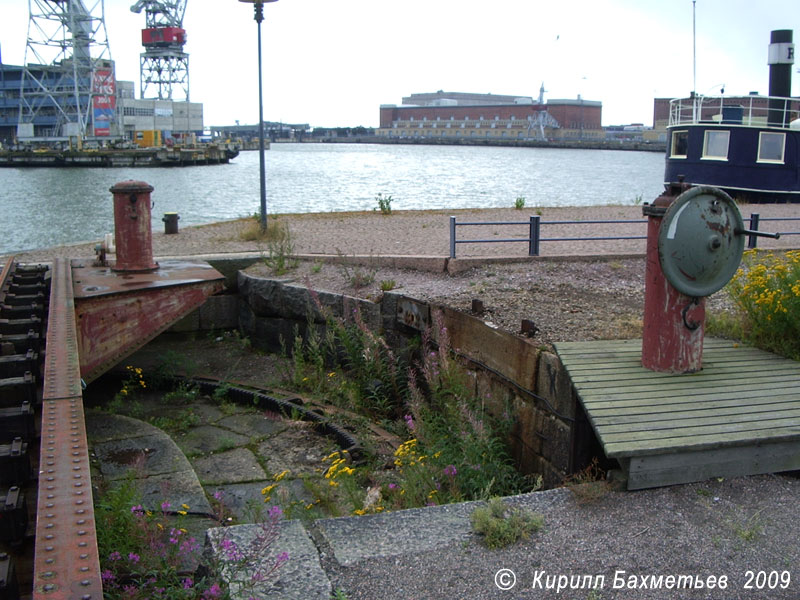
101,569 -> 115,583
275,551 -> 290,566
404,414 -> 415,431
160,501 -> 172,511
108,551 -> 121,561
183,578 -> 194,590
388,483 -> 397,490
127,552 -> 140,564
130,504 -> 144,515
443,464 -> 457,477
203,583 -> 222,599
268,505 -> 283,520
213,490 -> 224,501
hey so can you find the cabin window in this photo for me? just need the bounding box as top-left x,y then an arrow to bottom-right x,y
757,132 -> 785,163
702,130 -> 730,160
670,130 -> 688,157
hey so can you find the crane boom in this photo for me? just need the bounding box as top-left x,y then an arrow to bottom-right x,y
130,0 -> 187,29
131,0 -> 190,100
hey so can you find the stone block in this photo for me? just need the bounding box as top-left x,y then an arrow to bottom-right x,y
540,415 -> 573,473
198,294 -> 239,330
509,396 -> 543,474
343,295 -> 381,332
536,351 -> 578,421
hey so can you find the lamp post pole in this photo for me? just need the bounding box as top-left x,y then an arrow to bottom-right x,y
240,0 -> 277,232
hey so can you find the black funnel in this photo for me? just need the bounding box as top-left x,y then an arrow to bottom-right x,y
768,29 -> 794,126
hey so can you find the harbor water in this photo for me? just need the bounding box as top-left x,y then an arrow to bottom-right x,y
0,143 -> 664,255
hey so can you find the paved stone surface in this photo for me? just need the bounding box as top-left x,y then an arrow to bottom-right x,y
316,500 -> 480,567
88,413 -> 212,515
175,424 -> 251,456
216,412 -> 288,438
206,520 -> 331,600
192,447 -> 268,485
89,411 -> 800,600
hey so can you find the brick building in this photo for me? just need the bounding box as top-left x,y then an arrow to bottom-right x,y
377,91 -> 603,141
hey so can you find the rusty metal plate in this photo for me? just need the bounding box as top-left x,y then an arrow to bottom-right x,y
397,297 -> 430,331
72,259 -> 224,383
72,259 -> 223,299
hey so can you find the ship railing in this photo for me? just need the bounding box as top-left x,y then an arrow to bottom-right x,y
449,214 -> 800,258
669,95 -> 800,129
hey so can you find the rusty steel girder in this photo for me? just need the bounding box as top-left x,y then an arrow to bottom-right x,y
34,258 -> 102,600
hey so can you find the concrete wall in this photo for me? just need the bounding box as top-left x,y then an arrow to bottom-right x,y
169,268 -> 593,487
234,271 -> 591,487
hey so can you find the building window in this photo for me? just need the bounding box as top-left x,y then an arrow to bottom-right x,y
702,130 -> 730,160
670,130 -> 689,158
757,132 -> 785,163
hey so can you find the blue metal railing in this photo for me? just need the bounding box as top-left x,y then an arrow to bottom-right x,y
449,213 -> 800,258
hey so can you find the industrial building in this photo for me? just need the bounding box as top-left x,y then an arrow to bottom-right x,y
0,65 -> 203,145
377,90 -> 603,142
1,0 -> 203,148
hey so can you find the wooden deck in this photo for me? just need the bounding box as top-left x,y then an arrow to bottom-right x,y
554,338 -> 800,489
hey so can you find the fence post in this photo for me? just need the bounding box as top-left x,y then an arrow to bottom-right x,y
748,213 -> 760,249
529,215 -> 541,256
449,215 -> 456,258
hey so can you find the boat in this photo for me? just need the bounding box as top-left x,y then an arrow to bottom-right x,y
664,30 -> 800,203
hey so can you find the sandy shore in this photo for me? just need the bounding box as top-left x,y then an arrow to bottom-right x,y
6,203 -> 800,264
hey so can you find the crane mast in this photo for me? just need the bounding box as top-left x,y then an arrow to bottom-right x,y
19,0 -> 115,140
131,0 -> 189,101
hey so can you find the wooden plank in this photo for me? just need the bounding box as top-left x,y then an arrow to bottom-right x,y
605,426 -> 800,457
581,384 -> 800,407
574,373 -> 800,397
592,399 -> 800,425
585,389 -> 800,412
596,407 -> 800,433
568,364 -> 800,385
625,440 -> 800,490
565,354 -> 785,376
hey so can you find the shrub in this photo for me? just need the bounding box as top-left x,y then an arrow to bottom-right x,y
514,196 -> 526,210
726,249 -> 800,359
375,193 -> 393,215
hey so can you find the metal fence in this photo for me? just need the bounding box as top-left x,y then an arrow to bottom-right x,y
448,213 -> 800,258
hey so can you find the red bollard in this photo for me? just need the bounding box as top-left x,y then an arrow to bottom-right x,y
110,180 -> 159,272
641,186 -> 704,373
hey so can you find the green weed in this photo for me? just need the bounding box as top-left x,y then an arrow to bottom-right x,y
470,497 -> 544,549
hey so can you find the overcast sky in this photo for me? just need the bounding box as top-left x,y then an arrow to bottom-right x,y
1,0 -> 799,128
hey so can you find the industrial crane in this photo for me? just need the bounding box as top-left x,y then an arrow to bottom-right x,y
131,0 -> 190,100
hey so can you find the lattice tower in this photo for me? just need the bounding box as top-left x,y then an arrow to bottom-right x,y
19,0 -> 114,139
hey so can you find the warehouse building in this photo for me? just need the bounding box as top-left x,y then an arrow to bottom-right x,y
377,90 -> 603,142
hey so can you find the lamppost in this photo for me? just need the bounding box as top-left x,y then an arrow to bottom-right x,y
239,0 -> 278,232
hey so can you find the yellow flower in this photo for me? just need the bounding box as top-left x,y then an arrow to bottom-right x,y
353,509 -> 366,516
177,510 -> 187,516
329,480 -> 340,487
261,484 -> 277,495
328,371 -> 336,378
181,504 -> 190,510
274,470 -> 290,481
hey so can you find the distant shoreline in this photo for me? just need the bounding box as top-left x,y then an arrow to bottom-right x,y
273,136 -> 667,153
